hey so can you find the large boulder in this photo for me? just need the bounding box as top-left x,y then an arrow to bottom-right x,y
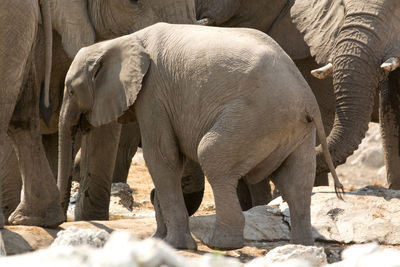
280,186 -> 400,244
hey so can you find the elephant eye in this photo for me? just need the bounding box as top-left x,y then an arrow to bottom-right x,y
68,90 -> 74,97
129,0 -> 139,4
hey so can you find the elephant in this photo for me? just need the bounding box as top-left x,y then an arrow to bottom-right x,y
193,0 -> 400,206
58,22 -> 343,249
1,0 -> 201,223
0,0 -> 65,228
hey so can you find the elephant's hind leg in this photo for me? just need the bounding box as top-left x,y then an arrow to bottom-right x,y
197,123 -> 254,249
270,132 -> 315,246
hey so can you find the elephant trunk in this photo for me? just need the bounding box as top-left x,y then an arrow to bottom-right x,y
57,101 -> 81,212
317,7 -> 386,172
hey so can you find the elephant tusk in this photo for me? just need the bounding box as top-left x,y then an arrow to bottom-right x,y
311,63 -> 333,79
196,17 -> 216,26
381,57 -> 400,72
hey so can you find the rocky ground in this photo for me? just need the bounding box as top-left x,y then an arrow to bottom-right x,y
2,123 -> 400,266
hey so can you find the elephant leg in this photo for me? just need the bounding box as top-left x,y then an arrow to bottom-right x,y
7,66 -> 64,227
181,159 -> 204,216
137,101 -> 196,250
150,158 -> 204,218
112,122 -> 140,183
270,133 -> 314,246
380,73 -> 400,189
198,133 -> 246,250
8,115 -> 64,227
236,178 -> 252,211
42,133 -> 59,179
236,178 -> 273,211
75,121 -> 121,221
151,190 -> 167,239
314,172 -> 329,186
0,140 -> 22,222
246,178 -> 272,207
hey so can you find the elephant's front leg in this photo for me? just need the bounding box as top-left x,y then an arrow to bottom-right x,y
75,121 -> 121,221
112,122 -> 140,183
380,72 -> 400,189
8,105 -> 64,227
137,102 -> 196,250
144,147 -> 197,250
0,140 -> 22,222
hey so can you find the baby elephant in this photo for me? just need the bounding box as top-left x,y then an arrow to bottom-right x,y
58,23 -> 343,250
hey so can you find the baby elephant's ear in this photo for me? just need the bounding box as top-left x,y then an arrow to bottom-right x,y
87,37 -> 150,127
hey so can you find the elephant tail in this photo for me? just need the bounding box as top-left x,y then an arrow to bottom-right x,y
40,0 -> 52,109
307,109 -> 345,200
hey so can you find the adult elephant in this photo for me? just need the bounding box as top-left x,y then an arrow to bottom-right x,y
0,0 -> 64,228
1,0 -> 202,224
195,0 -> 400,203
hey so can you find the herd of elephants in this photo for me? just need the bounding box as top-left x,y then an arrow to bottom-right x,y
0,0 -> 400,250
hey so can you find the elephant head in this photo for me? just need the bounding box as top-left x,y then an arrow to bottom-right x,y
290,0 -> 400,172
58,36 -> 150,210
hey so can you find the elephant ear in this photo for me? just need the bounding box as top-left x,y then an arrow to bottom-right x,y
50,0 -> 95,58
87,37 -> 150,127
290,0 -> 345,64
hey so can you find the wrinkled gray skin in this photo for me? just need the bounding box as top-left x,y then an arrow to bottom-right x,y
0,0 -> 65,228
58,23 -> 342,249
2,0 -> 200,222
56,0 -> 195,220
195,0 -> 400,201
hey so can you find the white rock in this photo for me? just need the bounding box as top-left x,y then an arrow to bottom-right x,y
51,227 -> 109,248
353,147 -> 384,169
0,231 -> 190,267
247,257 -> 313,267
330,243 -> 400,267
193,253 -> 242,267
262,245 -> 326,267
190,205 -> 290,244
281,186 -> 400,244
90,231 -> 188,267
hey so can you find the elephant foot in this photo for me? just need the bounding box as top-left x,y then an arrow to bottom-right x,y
152,228 -> 167,239
164,232 -> 197,250
8,201 -> 65,228
43,202 -> 66,228
205,224 -> 244,250
8,208 -> 44,226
